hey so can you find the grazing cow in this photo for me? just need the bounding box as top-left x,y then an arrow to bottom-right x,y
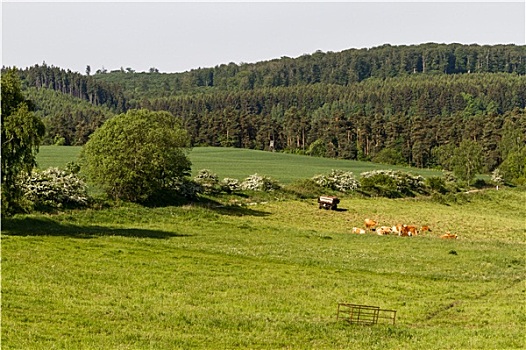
364,218 -> 377,230
440,232 -> 458,239
377,226 -> 392,235
352,227 -> 366,234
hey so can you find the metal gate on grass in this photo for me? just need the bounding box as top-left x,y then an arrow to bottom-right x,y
337,303 -> 397,325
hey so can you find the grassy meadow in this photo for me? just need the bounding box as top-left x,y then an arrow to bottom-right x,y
36,145 -> 443,183
2,146 -> 525,349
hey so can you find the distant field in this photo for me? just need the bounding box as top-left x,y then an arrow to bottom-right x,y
37,146 -> 442,183
36,146 -> 83,170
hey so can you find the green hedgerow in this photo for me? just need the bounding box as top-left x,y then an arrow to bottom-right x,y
221,178 -> 241,193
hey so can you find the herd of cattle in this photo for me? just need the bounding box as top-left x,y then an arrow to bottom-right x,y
351,218 -> 459,239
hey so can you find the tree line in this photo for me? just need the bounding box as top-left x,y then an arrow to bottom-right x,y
91,43 -> 526,99
12,43 -> 523,103
10,63 -> 127,112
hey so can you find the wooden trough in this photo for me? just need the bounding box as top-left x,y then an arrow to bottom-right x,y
318,196 -> 340,210
337,303 -> 397,325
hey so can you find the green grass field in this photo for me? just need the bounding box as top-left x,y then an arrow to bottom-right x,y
4,146 -> 524,349
36,146 -> 83,170
36,146 -> 443,183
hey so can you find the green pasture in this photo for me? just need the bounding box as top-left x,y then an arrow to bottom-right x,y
36,146 -> 443,183
2,186 -> 525,349
5,145 -> 524,349
36,146 -> 83,170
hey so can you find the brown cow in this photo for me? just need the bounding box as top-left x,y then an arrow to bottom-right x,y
364,218 -> 377,230
406,225 -> 419,236
440,232 -> 458,239
399,225 -> 411,237
391,223 -> 403,235
397,224 -> 419,236
421,225 -> 432,233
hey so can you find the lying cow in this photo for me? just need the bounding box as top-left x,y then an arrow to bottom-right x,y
391,223 -> 403,235
396,224 -> 419,237
352,227 -> 366,234
399,226 -> 412,237
421,225 -> 432,233
377,226 -> 392,235
440,232 -> 458,239
406,225 -> 419,236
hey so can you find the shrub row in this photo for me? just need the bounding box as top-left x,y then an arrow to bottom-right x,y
190,168 -> 469,199
18,166 -> 498,212
191,170 -> 281,197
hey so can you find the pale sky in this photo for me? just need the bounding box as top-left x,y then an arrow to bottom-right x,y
2,1 -> 525,74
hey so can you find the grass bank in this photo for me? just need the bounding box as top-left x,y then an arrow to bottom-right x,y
2,188 -> 525,349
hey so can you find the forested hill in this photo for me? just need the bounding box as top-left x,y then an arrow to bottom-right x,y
92,43 -> 525,99
10,43 -> 526,102
5,43 -> 526,172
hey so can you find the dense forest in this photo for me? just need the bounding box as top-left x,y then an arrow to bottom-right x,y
92,43 -> 526,100
16,64 -> 127,112
139,73 -> 525,170
24,87 -> 115,146
4,43 -> 526,172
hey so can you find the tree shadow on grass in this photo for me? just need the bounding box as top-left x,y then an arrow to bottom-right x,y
143,196 -> 271,217
191,198 -> 271,217
2,217 -> 190,239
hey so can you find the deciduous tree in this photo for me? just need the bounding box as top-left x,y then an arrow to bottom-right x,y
1,69 -> 45,215
81,109 -> 191,202
451,140 -> 483,186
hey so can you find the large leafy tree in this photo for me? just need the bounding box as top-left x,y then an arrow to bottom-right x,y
499,146 -> 526,184
81,109 -> 191,202
498,118 -> 524,161
1,69 -> 45,215
434,140 -> 484,186
451,140 -> 484,186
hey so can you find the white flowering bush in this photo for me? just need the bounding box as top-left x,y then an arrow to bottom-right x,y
360,170 -> 427,197
393,171 -> 427,194
22,167 -> 89,208
221,178 -> 241,193
312,170 -> 359,193
241,174 -> 281,192
194,169 -> 221,194
491,168 -> 504,186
